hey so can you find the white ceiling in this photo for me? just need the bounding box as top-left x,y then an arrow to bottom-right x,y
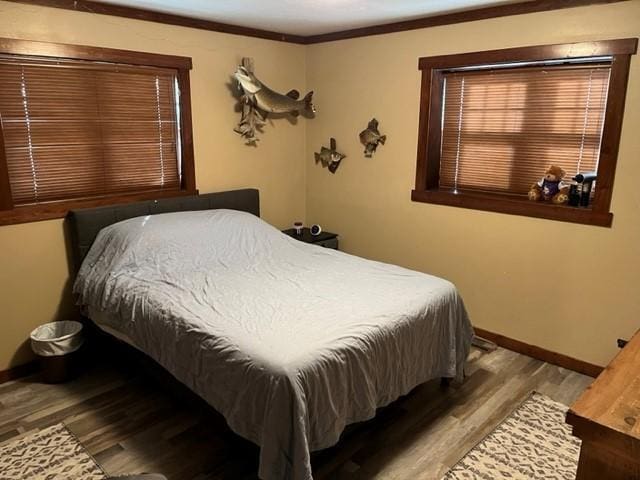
95,0 -> 521,36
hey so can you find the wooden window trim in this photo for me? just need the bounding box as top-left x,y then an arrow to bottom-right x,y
0,37 -> 196,226
0,38 -> 193,70
412,38 -> 638,227
0,189 -> 199,227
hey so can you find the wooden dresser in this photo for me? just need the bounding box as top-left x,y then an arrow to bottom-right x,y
566,329 -> 640,480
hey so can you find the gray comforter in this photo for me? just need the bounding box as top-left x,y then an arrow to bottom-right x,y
74,209 -> 473,480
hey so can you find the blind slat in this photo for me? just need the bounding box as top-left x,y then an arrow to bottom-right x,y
3,121 -> 176,147
440,65 -> 610,195
0,61 -> 181,205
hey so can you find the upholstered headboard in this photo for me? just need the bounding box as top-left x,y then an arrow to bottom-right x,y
67,189 -> 259,271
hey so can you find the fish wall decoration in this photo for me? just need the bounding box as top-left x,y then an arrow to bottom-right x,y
359,118 -> 386,157
233,59 -> 265,145
235,66 -> 314,116
233,57 -> 314,145
234,97 -> 266,145
315,138 -> 345,174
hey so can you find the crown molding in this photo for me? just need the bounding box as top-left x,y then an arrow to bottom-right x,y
5,0 -> 307,44
3,0 -> 631,45
305,0 -> 629,43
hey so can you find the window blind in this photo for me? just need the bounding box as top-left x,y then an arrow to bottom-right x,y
0,58 -> 181,206
439,64 -> 610,195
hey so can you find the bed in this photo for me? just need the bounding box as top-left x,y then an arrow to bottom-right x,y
69,189 -> 474,480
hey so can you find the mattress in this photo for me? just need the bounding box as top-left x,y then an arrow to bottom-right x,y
89,309 -> 138,347
73,209 -> 473,480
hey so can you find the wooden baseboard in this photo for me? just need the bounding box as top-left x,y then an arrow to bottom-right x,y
474,327 -> 604,378
0,329 -> 603,385
0,360 -> 40,385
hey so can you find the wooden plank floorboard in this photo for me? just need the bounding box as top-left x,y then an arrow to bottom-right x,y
0,347 -> 592,479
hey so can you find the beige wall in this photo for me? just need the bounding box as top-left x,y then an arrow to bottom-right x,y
1,1 -> 638,372
0,1 -> 308,369
305,1 -> 640,367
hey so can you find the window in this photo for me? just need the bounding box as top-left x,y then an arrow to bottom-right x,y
412,39 -> 637,227
0,38 -> 195,225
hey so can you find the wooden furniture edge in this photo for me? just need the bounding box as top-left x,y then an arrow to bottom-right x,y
565,331 -> 640,478
567,328 -> 640,434
474,327 -> 604,377
3,0 -> 630,45
0,360 -> 39,384
566,410 -> 640,450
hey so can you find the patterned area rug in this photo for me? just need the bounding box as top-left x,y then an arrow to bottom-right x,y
0,423 -> 106,479
443,392 -> 580,480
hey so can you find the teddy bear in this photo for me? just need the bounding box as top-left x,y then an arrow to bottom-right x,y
528,165 -> 570,205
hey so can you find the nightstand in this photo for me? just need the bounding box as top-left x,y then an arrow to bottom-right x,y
282,228 -> 339,250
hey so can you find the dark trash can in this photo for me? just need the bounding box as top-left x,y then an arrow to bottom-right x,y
30,321 -> 84,383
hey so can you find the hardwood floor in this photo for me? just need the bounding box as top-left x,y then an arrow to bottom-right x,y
0,346 -> 592,480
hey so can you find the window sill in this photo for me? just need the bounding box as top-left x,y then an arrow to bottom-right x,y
411,189 -> 613,227
0,188 -> 198,226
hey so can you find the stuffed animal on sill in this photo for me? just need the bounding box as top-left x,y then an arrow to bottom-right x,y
528,165 -> 570,205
